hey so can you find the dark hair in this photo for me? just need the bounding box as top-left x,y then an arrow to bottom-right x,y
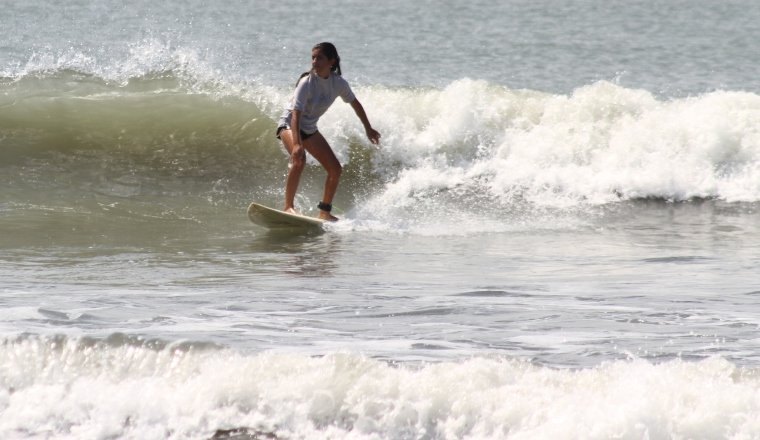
313,42 -> 341,76
294,42 -> 342,87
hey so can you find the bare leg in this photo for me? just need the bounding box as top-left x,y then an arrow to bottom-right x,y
302,132 -> 342,221
279,129 -> 305,214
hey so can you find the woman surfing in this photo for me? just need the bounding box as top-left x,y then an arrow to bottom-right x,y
276,42 -> 381,221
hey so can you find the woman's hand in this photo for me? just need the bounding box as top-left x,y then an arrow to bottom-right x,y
366,127 -> 381,145
289,110 -> 307,167
289,143 -> 306,169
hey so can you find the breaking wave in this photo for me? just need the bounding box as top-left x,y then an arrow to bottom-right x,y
3,67 -> 760,220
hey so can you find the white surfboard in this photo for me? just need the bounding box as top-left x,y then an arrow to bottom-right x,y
247,202 -> 326,229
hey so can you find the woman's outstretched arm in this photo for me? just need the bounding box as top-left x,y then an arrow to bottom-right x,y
350,99 -> 381,145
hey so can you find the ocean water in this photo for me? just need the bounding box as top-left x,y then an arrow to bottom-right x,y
3,1 -> 760,439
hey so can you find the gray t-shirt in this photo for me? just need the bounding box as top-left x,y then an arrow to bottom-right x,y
279,71 -> 356,134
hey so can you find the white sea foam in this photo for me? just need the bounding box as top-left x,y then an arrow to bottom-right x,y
342,80 -> 760,214
2,336 -> 760,439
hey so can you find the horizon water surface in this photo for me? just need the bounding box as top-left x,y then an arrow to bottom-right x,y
3,1 -> 760,439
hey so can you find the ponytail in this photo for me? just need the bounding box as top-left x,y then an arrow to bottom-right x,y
294,71 -> 310,87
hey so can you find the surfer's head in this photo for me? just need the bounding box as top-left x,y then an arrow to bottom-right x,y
294,42 -> 342,87
312,42 -> 341,76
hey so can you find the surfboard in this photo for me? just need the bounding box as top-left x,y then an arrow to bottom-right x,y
247,202 -> 326,229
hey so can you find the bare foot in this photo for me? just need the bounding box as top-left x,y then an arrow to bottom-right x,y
284,207 -> 300,215
318,212 -> 339,222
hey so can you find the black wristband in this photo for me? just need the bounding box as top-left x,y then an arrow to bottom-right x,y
317,201 -> 332,212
